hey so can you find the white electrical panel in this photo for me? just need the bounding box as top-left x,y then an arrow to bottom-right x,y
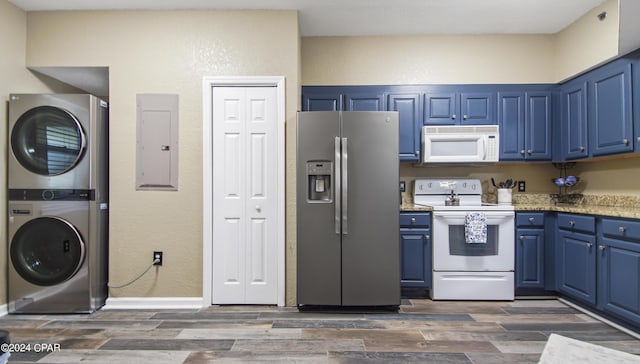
136,94 -> 179,190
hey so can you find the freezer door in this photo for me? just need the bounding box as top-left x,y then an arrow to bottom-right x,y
340,112 -> 400,306
296,111 -> 342,305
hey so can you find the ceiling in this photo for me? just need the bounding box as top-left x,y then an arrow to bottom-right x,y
10,0 -> 608,37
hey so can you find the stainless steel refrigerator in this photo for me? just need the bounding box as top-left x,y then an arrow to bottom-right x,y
296,111 -> 400,307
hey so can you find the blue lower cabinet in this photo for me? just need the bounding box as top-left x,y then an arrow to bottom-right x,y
400,230 -> 431,288
557,230 -> 597,305
598,237 -> 640,326
516,229 -> 545,289
597,217 -> 640,327
400,212 -> 431,289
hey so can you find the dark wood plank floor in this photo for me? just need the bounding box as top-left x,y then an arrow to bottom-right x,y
1,299 -> 639,363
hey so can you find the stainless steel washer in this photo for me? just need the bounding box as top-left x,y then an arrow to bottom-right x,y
8,200 -> 108,313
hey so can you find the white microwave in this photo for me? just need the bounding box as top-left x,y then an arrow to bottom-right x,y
422,125 -> 499,164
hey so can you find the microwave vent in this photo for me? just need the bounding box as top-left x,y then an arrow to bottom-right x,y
423,125 -> 498,134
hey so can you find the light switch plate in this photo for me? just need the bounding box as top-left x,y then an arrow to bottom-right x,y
400,181 -> 406,192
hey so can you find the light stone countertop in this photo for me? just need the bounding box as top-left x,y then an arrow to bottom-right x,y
401,193 -> 640,219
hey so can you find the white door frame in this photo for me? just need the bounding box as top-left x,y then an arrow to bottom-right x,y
202,76 -> 286,307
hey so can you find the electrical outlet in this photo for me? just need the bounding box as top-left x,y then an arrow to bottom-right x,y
518,181 -> 526,192
400,181 -> 406,193
153,251 -> 163,266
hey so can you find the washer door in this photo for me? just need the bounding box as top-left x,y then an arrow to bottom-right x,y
11,217 -> 86,286
11,105 -> 86,176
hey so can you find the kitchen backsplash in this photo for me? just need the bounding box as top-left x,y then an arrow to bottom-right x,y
401,154 -> 640,204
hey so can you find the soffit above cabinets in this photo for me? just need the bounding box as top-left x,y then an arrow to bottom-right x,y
10,0 -> 606,36
29,67 -> 109,97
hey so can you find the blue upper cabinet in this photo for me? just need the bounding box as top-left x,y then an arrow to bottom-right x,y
526,92 -> 553,160
557,57 -> 635,161
301,87 -> 384,111
588,59 -> 633,157
302,89 -> 342,111
424,89 -> 496,125
344,91 -> 384,111
498,92 -> 525,160
498,90 -> 552,161
424,92 -> 458,125
560,79 -> 589,160
461,92 -> 496,125
388,93 -> 422,162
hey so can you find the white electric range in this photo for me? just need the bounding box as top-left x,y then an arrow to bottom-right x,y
414,178 -> 515,300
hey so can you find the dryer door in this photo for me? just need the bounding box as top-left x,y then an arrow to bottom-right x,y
10,217 -> 86,286
11,105 -> 86,176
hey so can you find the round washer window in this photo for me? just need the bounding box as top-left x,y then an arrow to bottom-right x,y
11,105 -> 86,176
11,217 -> 85,286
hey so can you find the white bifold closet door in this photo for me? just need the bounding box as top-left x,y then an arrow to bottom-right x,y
212,86 -> 278,304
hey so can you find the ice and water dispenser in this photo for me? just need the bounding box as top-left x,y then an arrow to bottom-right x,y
306,161 -> 332,203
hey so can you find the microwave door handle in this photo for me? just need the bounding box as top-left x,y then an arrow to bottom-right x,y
482,137 -> 487,160
335,137 -> 341,235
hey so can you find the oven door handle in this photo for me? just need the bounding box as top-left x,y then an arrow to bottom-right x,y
433,211 -> 514,219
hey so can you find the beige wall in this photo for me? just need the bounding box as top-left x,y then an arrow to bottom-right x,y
574,156 -> 640,196
554,0 -> 620,81
302,35 -> 556,85
26,10 -> 300,301
0,0 -> 76,306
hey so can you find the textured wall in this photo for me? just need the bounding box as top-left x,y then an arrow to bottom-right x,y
26,10 -> 300,302
0,0 -> 76,306
302,35 -> 556,85
554,0 -> 620,81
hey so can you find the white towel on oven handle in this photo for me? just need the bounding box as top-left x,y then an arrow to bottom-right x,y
465,212 -> 487,244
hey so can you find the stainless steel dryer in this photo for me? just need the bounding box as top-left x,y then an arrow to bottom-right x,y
8,199 -> 108,313
8,94 -> 108,192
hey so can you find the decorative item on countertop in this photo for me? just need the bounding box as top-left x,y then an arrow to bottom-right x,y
491,177 -> 517,205
550,162 -> 583,205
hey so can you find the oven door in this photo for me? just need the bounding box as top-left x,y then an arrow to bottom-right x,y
432,210 -> 514,271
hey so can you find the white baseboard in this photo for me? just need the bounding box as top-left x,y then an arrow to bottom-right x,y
103,297 -> 204,310
0,303 -> 7,317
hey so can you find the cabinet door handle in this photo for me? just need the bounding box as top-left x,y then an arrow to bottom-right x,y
463,114 -> 468,120
520,150 -> 525,155
411,217 -> 416,223
519,235 -> 524,240
623,139 -> 629,145
425,235 -> 430,240
451,114 -> 457,120
528,217 -> 535,222
587,243 -> 593,249
569,220 -> 575,227
527,149 -> 532,154
579,146 -> 585,152
599,245 -> 606,251
619,226 -> 626,233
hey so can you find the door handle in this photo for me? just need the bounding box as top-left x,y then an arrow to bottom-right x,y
342,137 -> 349,235
334,137 -> 341,235
161,145 -> 170,151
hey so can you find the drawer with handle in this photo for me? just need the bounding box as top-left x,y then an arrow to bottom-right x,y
557,213 -> 595,233
601,218 -> 640,241
400,212 -> 431,228
516,212 -> 544,227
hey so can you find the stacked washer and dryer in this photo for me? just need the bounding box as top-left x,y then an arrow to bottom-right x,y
7,94 -> 109,313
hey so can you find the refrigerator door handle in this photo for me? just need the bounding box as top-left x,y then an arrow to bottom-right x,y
334,136 -> 341,235
342,137 -> 348,235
